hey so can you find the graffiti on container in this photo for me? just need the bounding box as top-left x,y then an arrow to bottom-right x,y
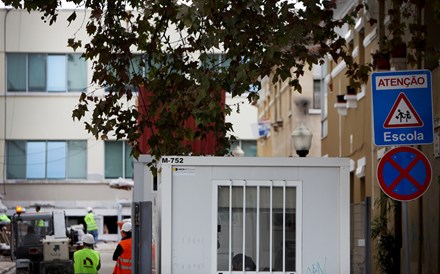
306,257 -> 327,274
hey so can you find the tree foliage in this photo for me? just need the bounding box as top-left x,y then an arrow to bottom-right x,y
371,195 -> 400,273
1,0 -> 407,162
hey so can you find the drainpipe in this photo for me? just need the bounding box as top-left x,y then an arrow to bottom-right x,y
378,0 -> 385,52
117,201 -> 125,242
2,8 -> 11,196
416,4 -> 424,273
365,197 -> 371,274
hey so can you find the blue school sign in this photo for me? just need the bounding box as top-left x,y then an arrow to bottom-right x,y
371,70 -> 434,146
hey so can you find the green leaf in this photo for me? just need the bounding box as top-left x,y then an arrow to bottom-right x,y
67,11 -> 76,25
14,0 -> 429,166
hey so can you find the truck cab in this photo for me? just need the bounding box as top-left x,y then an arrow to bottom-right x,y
11,207 -> 78,274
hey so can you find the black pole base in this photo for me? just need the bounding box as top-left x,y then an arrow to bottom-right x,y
296,150 -> 309,157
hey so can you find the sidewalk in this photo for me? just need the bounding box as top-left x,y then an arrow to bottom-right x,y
96,240 -> 118,251
0,256 -> 14,274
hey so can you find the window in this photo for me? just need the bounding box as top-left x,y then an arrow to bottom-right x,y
202,53 -> 231,70
16,215 -> 53,247
230,140 -> 258,157
313,79 -> 321,109
7,53 -> 87,92
358,28 -> 365,65
348,39 -> 354,55
104,54 -> 145,93
104,141 -> 133,179
216,180 -> 299,273
130,54 -> 145,77
321,116 -> 328,138
6,140 -> 87,180
203,53 -> 260,92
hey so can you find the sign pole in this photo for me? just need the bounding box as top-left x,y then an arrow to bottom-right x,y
403,202 -> 410,274
372,70 -> 435,274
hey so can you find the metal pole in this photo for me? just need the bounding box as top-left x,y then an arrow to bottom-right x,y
133,201 -> 152,274
403,202 -> 410,274
365,197 -> 371,274
132,156 -> 154,274
133,155 -> 154,203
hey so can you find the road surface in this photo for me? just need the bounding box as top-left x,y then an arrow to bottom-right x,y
3,241 -> 118,274
97,241 -> 118,273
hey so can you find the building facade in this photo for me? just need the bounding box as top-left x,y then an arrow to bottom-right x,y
256,1 -> 440,272
256,65 -> 323,158
0,9 -> 134,240
323,1 -> 440,273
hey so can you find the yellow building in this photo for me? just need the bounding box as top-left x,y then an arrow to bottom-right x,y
257,1 -> 440,272
323,1 -> 440,273
256,65 -> 323,158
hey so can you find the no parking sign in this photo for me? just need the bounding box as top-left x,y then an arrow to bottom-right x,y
377,146 -> 432,201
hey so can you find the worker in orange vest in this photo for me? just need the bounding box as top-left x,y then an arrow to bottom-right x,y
113,222 -> 132,274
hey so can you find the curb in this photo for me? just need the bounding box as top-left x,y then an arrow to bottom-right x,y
0,265 -> 14,274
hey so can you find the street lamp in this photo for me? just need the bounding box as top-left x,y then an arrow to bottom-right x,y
291,123 -> 313,157
232,145 -> 245,157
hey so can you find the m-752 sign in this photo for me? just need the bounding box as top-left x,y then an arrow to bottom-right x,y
372,70 -> 434,146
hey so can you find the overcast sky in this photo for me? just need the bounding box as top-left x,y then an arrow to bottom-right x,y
0,1 -> 85,9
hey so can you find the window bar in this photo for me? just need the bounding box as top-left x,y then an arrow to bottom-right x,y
44,142 -> 48,179
228,180 -> 232,273
46,55 -> 50,92
26,54 -> 29,92
269,180 -> 273,271
65,141 -> 69,179
256,185 -> 260,272
282,181 -> 286,272
242,181 -> 246,271
122,142 -> 126,178
64,55 -> 68,92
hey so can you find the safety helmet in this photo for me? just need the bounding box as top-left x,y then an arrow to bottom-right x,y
121,222 -> 132,232
82,233 -> 95,245
87,207 -> 93,212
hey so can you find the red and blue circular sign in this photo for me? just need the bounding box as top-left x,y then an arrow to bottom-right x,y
377,146 -> 432,201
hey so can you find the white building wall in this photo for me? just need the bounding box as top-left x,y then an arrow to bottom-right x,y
0,9 -> 131,240
0,11 -> 105,173
225,93 -> 259,141
4,10 -> 89,52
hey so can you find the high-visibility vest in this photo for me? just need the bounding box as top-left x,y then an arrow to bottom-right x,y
113,238 -> 132,274
0,214 -> 10,222
36,219 -> 45,227
74,247 -> 100,274
84,212 -> 98,231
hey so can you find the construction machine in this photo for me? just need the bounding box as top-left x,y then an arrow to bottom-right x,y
11,207 -> 81,274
